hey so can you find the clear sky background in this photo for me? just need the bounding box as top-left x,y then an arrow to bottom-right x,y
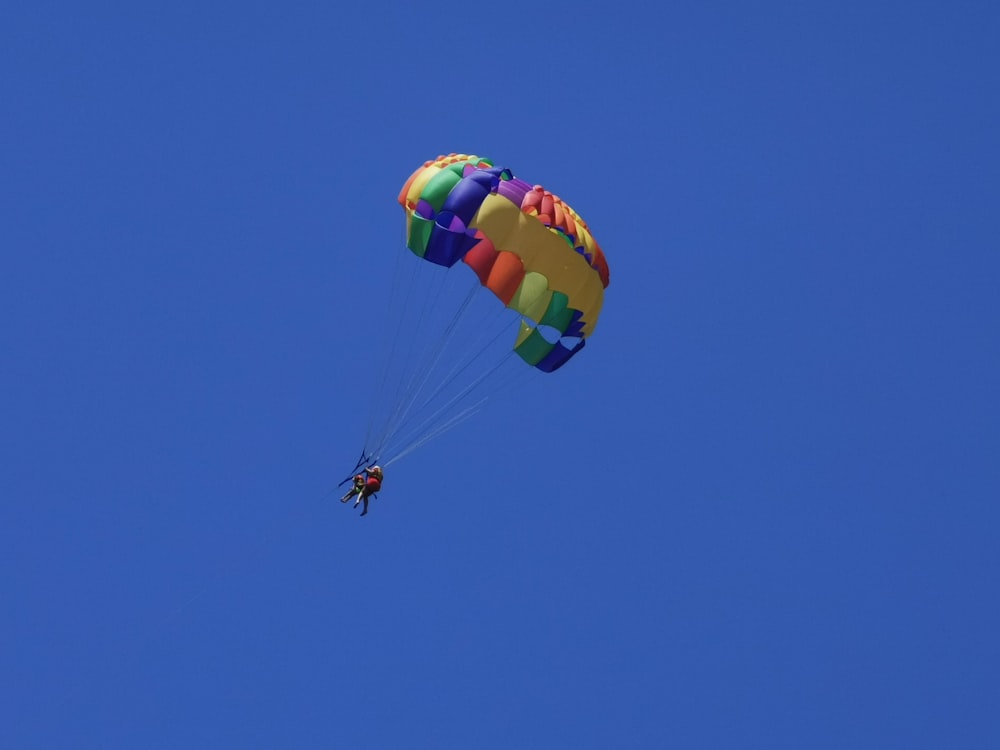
2,2 -> 998,748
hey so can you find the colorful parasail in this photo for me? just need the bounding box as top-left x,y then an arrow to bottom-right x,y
398,153 -> 610,373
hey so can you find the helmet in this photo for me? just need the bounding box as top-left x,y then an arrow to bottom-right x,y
370,465 -> 382,477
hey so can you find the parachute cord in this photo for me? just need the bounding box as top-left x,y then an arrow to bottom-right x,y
374,314 -> 497,462
368,263 -> 452,454
382,312 -> 519,446
390,355 -> 538,467
379,351 -> 516,464
376,301 -> 499,449
364,259 -> 427,457
371,279 -> 480,458
435,306 -> 519,389
490,355 -> 541,402
380,341 -> 538,467
425,298 -> 514,393
381,401 -> 485,468
395,277 -> 479,413
378,289 -> 512,439
364,240 -> 416,452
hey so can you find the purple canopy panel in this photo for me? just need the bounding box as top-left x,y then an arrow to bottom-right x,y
442,173 -> 493,225
415,198 -> 435,220
497,177 -> 532,207
424,224 -> 479,267
535,338 -> 586,373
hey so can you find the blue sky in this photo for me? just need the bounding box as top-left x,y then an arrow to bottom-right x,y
2,1 -> 998,747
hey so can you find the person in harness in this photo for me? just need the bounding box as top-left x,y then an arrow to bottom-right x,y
340,465 -> 383,517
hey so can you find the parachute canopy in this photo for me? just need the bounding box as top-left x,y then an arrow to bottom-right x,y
398,153 -> 610,373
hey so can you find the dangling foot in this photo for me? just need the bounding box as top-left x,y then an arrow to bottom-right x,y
360,508 -> 368,517
354,497 -> 361,508
340,491 -> 353,503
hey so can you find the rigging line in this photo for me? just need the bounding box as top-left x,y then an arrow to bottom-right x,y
381,403 -> 481,467
392,358 -> 534,466
386,269 -> 456,419
379,350 -> 515,461
384,260 -> 438,408
373,279 -> 480,456
384,311 -> 519,443
489,358 -> 541,407
368,257 -> 426,436
381,384 -> 490,464
396,271 -> 478,407
417,346 -> 539,451
426,301 -> 519,390
396,274 -> 504,401
381,401 -> 486,468
373,324 -> 478,460
378,307 -> 520,459
371,262 -> 451,452
399,299 -> 514,408
365,245 -> 419,451
423,295 -> 513,391
382,402 -> 482,464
